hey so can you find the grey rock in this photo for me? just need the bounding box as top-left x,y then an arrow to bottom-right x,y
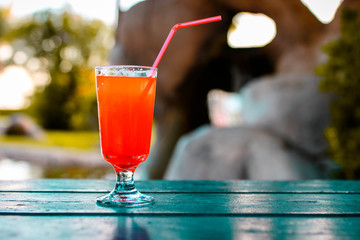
4,114 -> 46,140
165,126 -> 329,180
241,72 -> 333,155
165,72 -> 336,180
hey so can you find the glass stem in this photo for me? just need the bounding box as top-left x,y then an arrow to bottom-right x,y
113,169 -> 137,194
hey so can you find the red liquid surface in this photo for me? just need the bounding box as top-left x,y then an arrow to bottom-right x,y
96,75 -> 156,171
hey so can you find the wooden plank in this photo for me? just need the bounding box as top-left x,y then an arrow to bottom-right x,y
0,192 -> 359,215
1,180 -> 359,193
1,216 -> 360,240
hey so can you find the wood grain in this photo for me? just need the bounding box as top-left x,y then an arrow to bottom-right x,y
1,180 -> 359,239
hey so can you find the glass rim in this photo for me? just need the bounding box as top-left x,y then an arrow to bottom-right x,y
95,65 -> 157,71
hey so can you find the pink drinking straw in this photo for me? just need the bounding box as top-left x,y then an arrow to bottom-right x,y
152,15 -> 222,69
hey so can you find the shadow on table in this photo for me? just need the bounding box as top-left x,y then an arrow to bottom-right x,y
113,217 -> 149,240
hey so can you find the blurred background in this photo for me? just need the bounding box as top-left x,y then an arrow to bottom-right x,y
0,0 -> 359,180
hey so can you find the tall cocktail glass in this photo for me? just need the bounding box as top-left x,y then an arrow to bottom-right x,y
95,65 -> 157,207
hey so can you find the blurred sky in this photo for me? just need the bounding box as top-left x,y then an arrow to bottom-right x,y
0,0 -> 343,25
0,0 -> 343,110
0,0 -> 146,25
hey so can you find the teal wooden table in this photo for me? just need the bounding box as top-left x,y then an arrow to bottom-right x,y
1,180 -> 360,239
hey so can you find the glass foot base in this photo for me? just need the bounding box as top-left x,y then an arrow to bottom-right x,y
97,190 -> 154,208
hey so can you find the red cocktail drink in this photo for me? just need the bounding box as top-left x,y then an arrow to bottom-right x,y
95,66 -> 157,207
95,15 -> 221,208
96,75 -> 156,171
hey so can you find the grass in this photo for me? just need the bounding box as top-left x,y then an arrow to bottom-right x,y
0,131 -> 100,151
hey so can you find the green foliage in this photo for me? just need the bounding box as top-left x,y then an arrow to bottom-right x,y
316,8 -> 360,179
0,131 -> 99,150
0,7 -> 9,37
5,10 -> 113,130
